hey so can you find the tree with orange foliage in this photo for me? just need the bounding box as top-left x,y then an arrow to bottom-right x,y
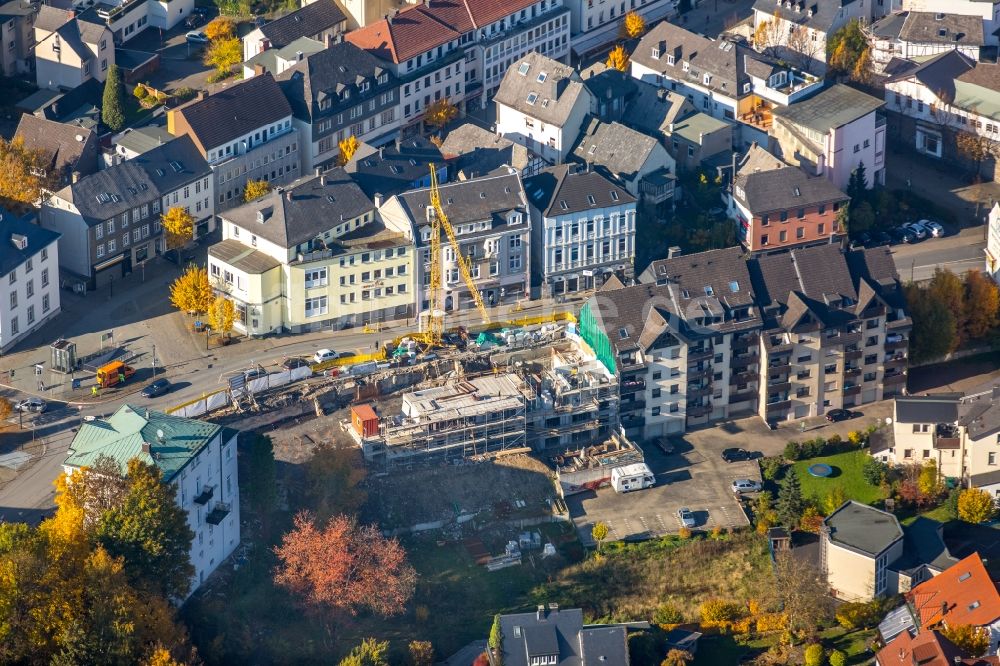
606,44 -> 630,72
0,136 -> 50,210
622,10 -> 646,38
204,16 -> 235,41
273,511 -> 416,619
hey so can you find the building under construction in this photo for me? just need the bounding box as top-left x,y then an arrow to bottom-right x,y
360,373 -> 533,469
552,429 -> 644,497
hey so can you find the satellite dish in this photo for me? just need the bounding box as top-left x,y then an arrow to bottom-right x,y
884,417 -> 893,425
156,428 -> 165,441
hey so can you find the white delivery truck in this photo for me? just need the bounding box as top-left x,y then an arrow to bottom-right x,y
611,463 -> 655,493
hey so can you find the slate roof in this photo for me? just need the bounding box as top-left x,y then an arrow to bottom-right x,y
392,171 -> 527,246
621,79 -> 695,138
35,6 -> 96,61
343,137 -> 443,199
62,135 -> 210,224
957,387 -> 1000,441
497,606 -> 628,666
0,210 -> 60,276
495,52 -> 588,127
277,40 -> 393,123
209,238 -> 281,274
898,11 -> 985,46
171,74 -> 291,155
895,394 -> 961,424
64,404 -> 230,483
438,123 -> 530,176
632,22 -> 752,100
772,84 -> 884,134
886,49 -> 976,102
906,553 -> 1000,628
345,0 -> 537,63
581,65 -> 637,105
957,61 -> 1000,94
220,168 -> 374,248
823,500 -> 903,557
571,117 -> 664,183
256,0 -> 345,48
524,164 -> 634,217
752,0 -> 854,34
14,114 -> 97,183
734,157 -> 848,213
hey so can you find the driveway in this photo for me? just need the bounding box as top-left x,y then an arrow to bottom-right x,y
890,225 -> 986,283
122,13 -> 219,93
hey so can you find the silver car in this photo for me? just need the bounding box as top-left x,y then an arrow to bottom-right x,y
731,479 -> 761,493
15,397 -> 46,413
677,507 -> 696,528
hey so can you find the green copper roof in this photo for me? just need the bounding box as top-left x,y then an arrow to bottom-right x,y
64,404 -> 222,482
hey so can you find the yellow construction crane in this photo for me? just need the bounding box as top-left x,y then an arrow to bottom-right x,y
419,163 -> 491,345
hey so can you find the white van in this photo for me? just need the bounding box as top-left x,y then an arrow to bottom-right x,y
611,463 -> 655,493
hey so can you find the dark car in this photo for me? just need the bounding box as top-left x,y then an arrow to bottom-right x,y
652,437 -> 675,454
826,408 -> 851,422
872,231 -> 892,247
141,379 -> 171,398
722,448 -> 751,463
282,357 -> 309,370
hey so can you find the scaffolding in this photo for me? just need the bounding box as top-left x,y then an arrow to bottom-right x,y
365,374 -> 531,469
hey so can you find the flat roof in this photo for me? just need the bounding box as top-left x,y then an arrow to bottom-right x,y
824,500 -> 903,556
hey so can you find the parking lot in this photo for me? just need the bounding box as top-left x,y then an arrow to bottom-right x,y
568,439 -> 758,545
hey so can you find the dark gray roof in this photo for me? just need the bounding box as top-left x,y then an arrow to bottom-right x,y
208,238 -> 281,274
14,114 -> 98,184
870,11 -> 908,39
970,468 -> 1000,487
631,23 -> 752,100
578,626 -> 628,664
36,6 -> 94,61
498,607 -> 628,666
571,116 -> 666,184
893,516 -> 958,574
621,79 -> 694,138
523,625 -> 559,657
886,49 -> 975,101
752,0 -> 855,34
899,11 -> 985,46
958,389 -> 1000,441
277,41 -> 393,123
495,51 -> 588,127
734,159 -> 848,213
824,500 -> 903,557
172,73 -> 292,153
65,135 -> 210,224
394,171 -> 527,245
0,210 -> 60,276
525,164 -> 635,217
772,84 -> 884,134
221,168 -> 374,248
257,0 -> 345,48
581,66 -> 637,106
343,137 -> 443,199
895,395 -> 961,424
438,123 -> 530,177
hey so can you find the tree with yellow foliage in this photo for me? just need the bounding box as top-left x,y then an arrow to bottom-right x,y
752,11 -> 782,54
606,44 -> 630,72
622,11 -> 646,39
243,178 -> 271,202
338,135 -> 360,166
851,47 -> 873,85
423,97 -> 458,130
161,206 -> 194,253
169,264 -> 212,314
208,295 -> 236,339
0,136 -> 50,210
145,645 -> 187,666
204,16 -> 235,41
204,37 -> 242,77
941,624 -> 990,657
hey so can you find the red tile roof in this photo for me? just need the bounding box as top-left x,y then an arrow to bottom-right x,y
876,630 -> 963,666
906,553 -> 1000,629
346,0 -> 539,64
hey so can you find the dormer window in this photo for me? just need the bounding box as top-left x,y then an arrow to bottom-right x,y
667,54 -> 675,66
682,61 -> 690,72
743,82 -> 751,94
359,81 -> 370,92
651,46 -> 660,58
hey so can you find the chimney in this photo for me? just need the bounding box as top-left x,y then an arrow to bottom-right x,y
373,192 -> 383,208
335,32 -> 343,44
394,136 -> 402,152
668,246 -> 681,258
536,605 -> 546,621
142,442 -> 151,455
197,90 -> 207,101
941,601 -> 948,617
254,63 -> 266,77
548,602 -> 559,613
320,174 -> 326,186
314,166 -> 323,176
378,145 -> 384,158
71,170 -> 80,183
286,190 -> 293,202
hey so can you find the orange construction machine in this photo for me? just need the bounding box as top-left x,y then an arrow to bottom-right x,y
96,360 -> 135,388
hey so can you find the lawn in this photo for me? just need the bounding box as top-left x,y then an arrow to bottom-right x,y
793,450 -> 888,507
821,626 -> 877,664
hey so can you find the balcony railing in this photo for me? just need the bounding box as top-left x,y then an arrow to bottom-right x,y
687,404 -> 712,418
843,385 -> 862,396
620,378 -> 645,393
193,486 -> 214,506
765,399 -> 791,412
206,502 -> 232,526
884,372 -> 907,385
688,348 -> 713,363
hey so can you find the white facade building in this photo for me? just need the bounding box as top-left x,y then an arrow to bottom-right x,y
0,212 -> 61,354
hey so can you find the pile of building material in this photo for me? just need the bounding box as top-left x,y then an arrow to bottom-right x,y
553,430 -> 644,497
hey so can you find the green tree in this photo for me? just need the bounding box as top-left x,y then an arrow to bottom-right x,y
823,486 -> 847,515
339,637 -> 389,666
94,459 -> 195,599
827,20 -> 867,75
652,603 -> 683,625
592,521 -> 609,552
776,467 -> 805,528
847,162 -> 868,202
958,488 -> 997,523
101,65 -> 126,132
918,459 -> 942,498
905,282 -> 956,363
862,457 -> 887,485
303,442 -> 367,520
247,434 -> 278,536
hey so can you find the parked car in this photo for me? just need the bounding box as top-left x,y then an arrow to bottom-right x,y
731,479 -> 762,493
904,222 -> 927,240
652,437 -> 675,454
192,6 -> 211,15
185,31 -> 209,44
826,408 -> 851,422
893,227 -> 917,244
872,231 -> 892,247
282,357 -> 309,370
920,220 -> 945,237
313,349 -> 337,364
140,379 -> 171,398
184,15 -> 203,28
722,447 -> 751,463
15,397 -> 45,413
677,507 -> 697,528
337,351 -> 357,360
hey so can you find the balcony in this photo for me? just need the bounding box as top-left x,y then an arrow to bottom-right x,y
688,384 -> 712,398
621,416 -> 645,429
844,348 -> 863,361
739,101 -> 773,131
689,366 -> 712,380
687,404 -> 712,418
843,367 -> 861,378
843,385 -> 862,397
621,399 -> 646,412
887,316 -> 913,331
884,352 -> 906,366
193,486 -> 214,506
206,502 -> 231,526
688,348 -> 713,363
768,381 -> 791,393
729,389 -> 757,403
767,361 -> 791,374
731,354 -> 757,369
639,169 -> 676,204
732,333 -> 759,351
765,399 -> 791,413
620,378 -> 645,394
765,335 -> 794,354
730,370 -> 758,386
935,424 -> 960,450
884,372 -> 907,385
886,338 -> 909,352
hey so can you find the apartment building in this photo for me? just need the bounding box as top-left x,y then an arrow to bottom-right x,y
242,36 -> 323,79
564,0 -> 676,58
731,144 -> 849,253
76,0 -> 194,46
167,73 -> 300,212
277,41 -> 401,171
34,6 -> 113,90
40,136 -> 212,287
581,246 -> 762,439
868,11 -> 986,71
900,0 -> 1000,45
0,0 -> 38,77
0,211 -> 61,353
570,116 -> 675,202
242,0 -> 346,61
379,170 -> 531,312
63,405 -> 240,596
525,164 -> 636,297
495,51 -> 594,164
343,137 -> 445,199
750,244 -> 910,424
209,169 -> 415,334
771,84 -> 887,190
14,115 -> 99,189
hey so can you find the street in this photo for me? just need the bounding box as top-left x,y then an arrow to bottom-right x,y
889,225 -> 986,282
